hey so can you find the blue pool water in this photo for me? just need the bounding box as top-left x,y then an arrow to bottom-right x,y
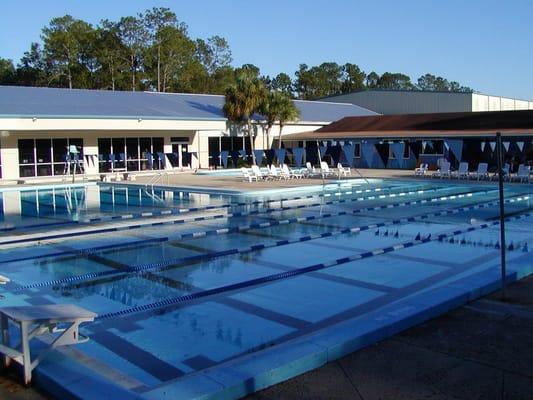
0,179 -> 531,398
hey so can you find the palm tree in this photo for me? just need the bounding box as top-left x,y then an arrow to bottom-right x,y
258,91 -> 284,149
275,94 -> 300,149
223,69 -> 266,165
259,91 -> 301,150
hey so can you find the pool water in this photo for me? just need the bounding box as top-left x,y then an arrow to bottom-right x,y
0,179 -> 531,397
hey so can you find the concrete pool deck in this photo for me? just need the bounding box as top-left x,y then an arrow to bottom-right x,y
3,275 -> 533,400
248,275 -> 533,400
0,168 -> 529,193
127,169 -> 422,192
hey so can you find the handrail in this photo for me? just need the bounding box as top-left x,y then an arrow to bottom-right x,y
145,171 -> 169,188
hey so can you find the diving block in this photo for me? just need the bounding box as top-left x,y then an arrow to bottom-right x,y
0,304 -> 96,385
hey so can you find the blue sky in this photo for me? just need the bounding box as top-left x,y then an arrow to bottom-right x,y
1,0 -> 531,99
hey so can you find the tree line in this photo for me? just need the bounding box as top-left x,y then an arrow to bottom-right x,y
0,7 -> 473,98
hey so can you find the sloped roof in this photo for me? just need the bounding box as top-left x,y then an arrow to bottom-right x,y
0,86 -> 377,123
283,110 -> 533,139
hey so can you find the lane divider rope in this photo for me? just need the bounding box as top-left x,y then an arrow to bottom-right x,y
77,183 -> 439,224
0,185 -> 498,249
1,187 -> 504,265
95,211 -> 532,320
9,193 -> 529,292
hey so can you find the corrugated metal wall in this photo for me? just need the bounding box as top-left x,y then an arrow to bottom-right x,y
323,91 -> 533,115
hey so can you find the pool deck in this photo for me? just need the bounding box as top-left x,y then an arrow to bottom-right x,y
0,168 -> 528,193
3,275 -> 533,400
129,169 -> 418,192
247,275 -> 533,400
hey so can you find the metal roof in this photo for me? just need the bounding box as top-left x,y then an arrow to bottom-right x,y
0,86 -> 377,122
283,110 -> 533,139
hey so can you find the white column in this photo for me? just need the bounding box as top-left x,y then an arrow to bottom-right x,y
1,134 -> 20,180
83,134 -> 99,175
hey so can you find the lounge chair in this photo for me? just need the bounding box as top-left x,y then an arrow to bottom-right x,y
304,162 -> 320,178
251,165 -> 269,180
511,164 -> 531,183
414,163 -> 428,176
469,163 -> 489,180
491,163 -> 510,181
282,164 -> 303,179
337,163 -> 351,177
451,162 -> 469,179
432,161 -> 451,179
241,167 -> 258,182
268,165 -> 285,180
320,161 -> 335,178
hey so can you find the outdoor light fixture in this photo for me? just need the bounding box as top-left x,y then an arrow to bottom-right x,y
32,117 -> 37,122
138,118 -> 143,122
0,130 -> 9,137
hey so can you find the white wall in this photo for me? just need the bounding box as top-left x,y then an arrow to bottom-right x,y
472,94 -> 532,112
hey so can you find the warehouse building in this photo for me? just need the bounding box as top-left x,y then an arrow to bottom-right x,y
322,89 -> 533,115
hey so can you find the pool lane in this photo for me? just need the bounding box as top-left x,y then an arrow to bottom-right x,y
0,184 -> 508,263
0,182 -> 453,246
74,213 -> 532,387
4,187 -> 523,291
0,182 -> 531,392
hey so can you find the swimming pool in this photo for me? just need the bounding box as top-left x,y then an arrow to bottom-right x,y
0,179 -> 531,399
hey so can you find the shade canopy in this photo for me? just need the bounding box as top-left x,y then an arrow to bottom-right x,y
282,110 -> 533,140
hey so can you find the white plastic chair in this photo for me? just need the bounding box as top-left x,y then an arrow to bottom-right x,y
251,165 -> 268,180
241,167 -> 257,182
305,162 -> 320,178
414,163 -> 428,176
492,163 -> 510,181
451,162 -> 469,179
320,161 -> 335,177
268,165 -> 285,180
469,163 -> 488,180
337,163 -> 351,177
432,161 -> 451,179
282,164 -> 303,179
512,164 -> 531,183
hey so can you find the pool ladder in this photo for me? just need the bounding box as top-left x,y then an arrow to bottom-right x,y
145,171 -> 170,188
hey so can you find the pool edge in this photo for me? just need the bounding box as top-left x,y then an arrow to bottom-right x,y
31,259 -> 532,399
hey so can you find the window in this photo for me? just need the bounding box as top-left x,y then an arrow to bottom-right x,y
354,142 -> 361,158
208,137 -> 220,167
139,137 -> 152,170
18,138 -> 83,177
126,138 -> 139,171
98,137 -> 164,172
112,138 -> 126,169
98,138 -> 112,172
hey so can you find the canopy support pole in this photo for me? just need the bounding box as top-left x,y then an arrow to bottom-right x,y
495,132 -> 507,298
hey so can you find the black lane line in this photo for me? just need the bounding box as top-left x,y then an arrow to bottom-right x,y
91,330 -> 185,381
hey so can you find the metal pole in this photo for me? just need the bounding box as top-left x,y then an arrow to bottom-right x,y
495,132 -> 506,298
71,155 -> 76,184
316,140 -> 325,185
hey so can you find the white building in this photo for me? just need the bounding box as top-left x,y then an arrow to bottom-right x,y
322,90 -> 533,115
0,86 -> 375,182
